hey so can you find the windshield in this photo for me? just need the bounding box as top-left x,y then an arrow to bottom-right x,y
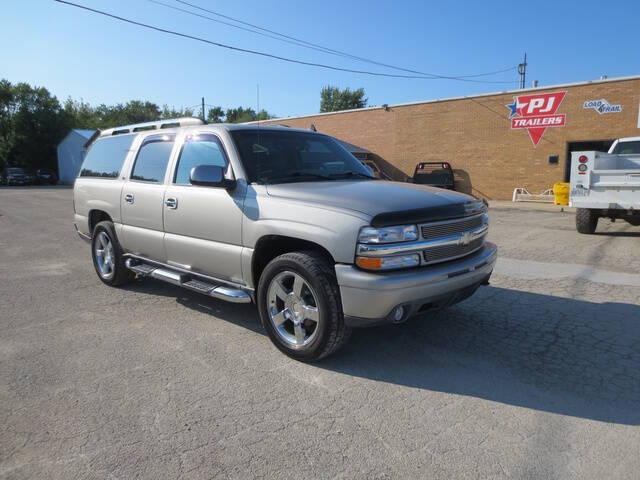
7,168 -> 24,174
230,129 -> 374,184
611,140 -> 640,154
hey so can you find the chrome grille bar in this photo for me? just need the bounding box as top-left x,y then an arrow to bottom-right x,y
420,214 -> 484,239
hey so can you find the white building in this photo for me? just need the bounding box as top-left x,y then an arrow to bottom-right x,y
57,129 -> 96,184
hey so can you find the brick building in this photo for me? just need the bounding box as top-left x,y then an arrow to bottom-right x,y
262,75 -> 640,200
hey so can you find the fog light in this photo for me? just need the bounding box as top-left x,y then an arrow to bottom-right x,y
393,306 -> 404,322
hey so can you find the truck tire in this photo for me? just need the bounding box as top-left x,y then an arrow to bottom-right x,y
626,218 -> 640,227
91,220 -> 135,286
576,208 -> 598,234
257,251 -> 351,361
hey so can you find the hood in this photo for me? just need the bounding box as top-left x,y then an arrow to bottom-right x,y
266,180 -> 480,223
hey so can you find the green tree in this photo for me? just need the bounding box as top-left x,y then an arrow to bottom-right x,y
0,77 -> 277,172
160,105 -> 195,120
207,106 -> 225,123
0,80 -> 16,170
320,86 -> 367,113
224,106 -> 273,123
1,81 -> 70,171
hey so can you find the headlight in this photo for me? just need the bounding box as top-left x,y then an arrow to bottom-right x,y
358,225 -> 418,244
356,254 -> 421,271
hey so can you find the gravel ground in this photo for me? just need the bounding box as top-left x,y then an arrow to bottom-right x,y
1,187 -> 639,479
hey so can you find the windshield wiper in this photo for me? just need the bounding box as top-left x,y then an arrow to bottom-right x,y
328,171 -> 374,179
258,171 -> 333,184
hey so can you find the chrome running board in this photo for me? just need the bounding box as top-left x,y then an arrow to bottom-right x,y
125,258 -> 251,304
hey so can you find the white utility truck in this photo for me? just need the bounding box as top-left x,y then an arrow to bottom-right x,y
570,137 -> 640,233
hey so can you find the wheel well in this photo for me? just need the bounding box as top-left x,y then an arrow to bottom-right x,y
252,235 -> 335,287
88,210 -> 113,234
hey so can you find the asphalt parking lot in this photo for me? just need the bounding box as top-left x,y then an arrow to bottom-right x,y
1,187 -> 639,479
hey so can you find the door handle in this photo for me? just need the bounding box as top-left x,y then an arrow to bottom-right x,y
124,193 -> 134,204
165,197 -> 178,209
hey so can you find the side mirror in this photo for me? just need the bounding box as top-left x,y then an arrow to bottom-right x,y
189,164 -> 236,189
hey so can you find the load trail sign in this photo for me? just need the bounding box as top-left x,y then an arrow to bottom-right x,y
506,91 -> 567,146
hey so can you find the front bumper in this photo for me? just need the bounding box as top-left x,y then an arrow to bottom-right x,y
336,242 -> 497,327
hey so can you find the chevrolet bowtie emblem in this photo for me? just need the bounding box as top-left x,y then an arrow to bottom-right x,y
458,231 -> 472,246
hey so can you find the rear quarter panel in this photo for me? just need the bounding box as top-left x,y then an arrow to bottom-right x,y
73,178 -> 125,236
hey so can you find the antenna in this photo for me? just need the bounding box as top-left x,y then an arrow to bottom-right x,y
518,53 -> 527,89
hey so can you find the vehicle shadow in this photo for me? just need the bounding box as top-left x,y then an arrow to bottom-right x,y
321,286 -> 640,425
594,230 -> 640,237
121,278 -> 264,335
123,280 -> 640,425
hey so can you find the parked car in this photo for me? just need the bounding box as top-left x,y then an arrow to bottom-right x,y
73,118 -> 496,361
35,168 -> 58,185
2,167 -> 32,186
570,136 -> 640,233
412,162 -> 455,189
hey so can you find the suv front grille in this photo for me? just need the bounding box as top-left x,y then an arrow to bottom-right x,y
422,237 -> 484,264
420,214 -> 484,239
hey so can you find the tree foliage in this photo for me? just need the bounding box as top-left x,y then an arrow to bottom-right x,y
0,78 -> 274,172
208,106 -> 273,123
320,86 -> 367,113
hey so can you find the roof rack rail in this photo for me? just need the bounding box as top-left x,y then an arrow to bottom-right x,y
99,117 -> 205,138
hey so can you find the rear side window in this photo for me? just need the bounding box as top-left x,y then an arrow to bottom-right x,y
130,134 -> 175,183
80,134 -> 135,178
174,134 -> 227,185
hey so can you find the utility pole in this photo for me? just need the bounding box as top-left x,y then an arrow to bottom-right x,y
201,97 -> 205,122
518,53 -> 527,89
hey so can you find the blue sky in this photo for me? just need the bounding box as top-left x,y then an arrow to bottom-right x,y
1,0 -> 638,118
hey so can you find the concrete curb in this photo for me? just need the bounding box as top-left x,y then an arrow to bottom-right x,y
488,200 -> 575,214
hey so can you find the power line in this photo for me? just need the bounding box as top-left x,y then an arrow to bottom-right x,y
54,0 -> 519,83
147,0 -> 353,60
172,0 -> 518,83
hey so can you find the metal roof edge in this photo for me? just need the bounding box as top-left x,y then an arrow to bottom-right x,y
260,75 -> 640,123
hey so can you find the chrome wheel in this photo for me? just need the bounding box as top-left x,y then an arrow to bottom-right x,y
267,270 -> 321,349
94,231 -> 115,280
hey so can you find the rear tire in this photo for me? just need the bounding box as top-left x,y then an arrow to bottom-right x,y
576,208 -> 598,234
257,251 -> 351,361
91,220 -> 135,286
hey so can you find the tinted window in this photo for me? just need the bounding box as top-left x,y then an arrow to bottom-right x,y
612,141 -> 640,154
174,134 -> 227,185
230,129 -> 372,183
130,135 -> 175,183
80,134 -> 135,178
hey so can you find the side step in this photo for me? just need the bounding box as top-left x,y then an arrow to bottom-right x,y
125,258 -> 251,304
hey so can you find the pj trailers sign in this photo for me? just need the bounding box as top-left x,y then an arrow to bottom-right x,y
506,91 -> 567,146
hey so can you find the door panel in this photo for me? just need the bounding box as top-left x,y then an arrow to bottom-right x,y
119,134 -> 175,261
163,185 -> 245,283
163,132 -> 245,283
120,182 -> 167,260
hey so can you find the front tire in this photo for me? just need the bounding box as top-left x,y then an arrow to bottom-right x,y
91,220 -> 134,286
257,251 -> 351,361
576,208 -> 598,234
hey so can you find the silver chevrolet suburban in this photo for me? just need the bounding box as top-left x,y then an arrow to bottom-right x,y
73,117 -> 497,360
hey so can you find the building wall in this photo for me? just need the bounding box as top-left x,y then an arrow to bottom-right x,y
263,77 -> 640,200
